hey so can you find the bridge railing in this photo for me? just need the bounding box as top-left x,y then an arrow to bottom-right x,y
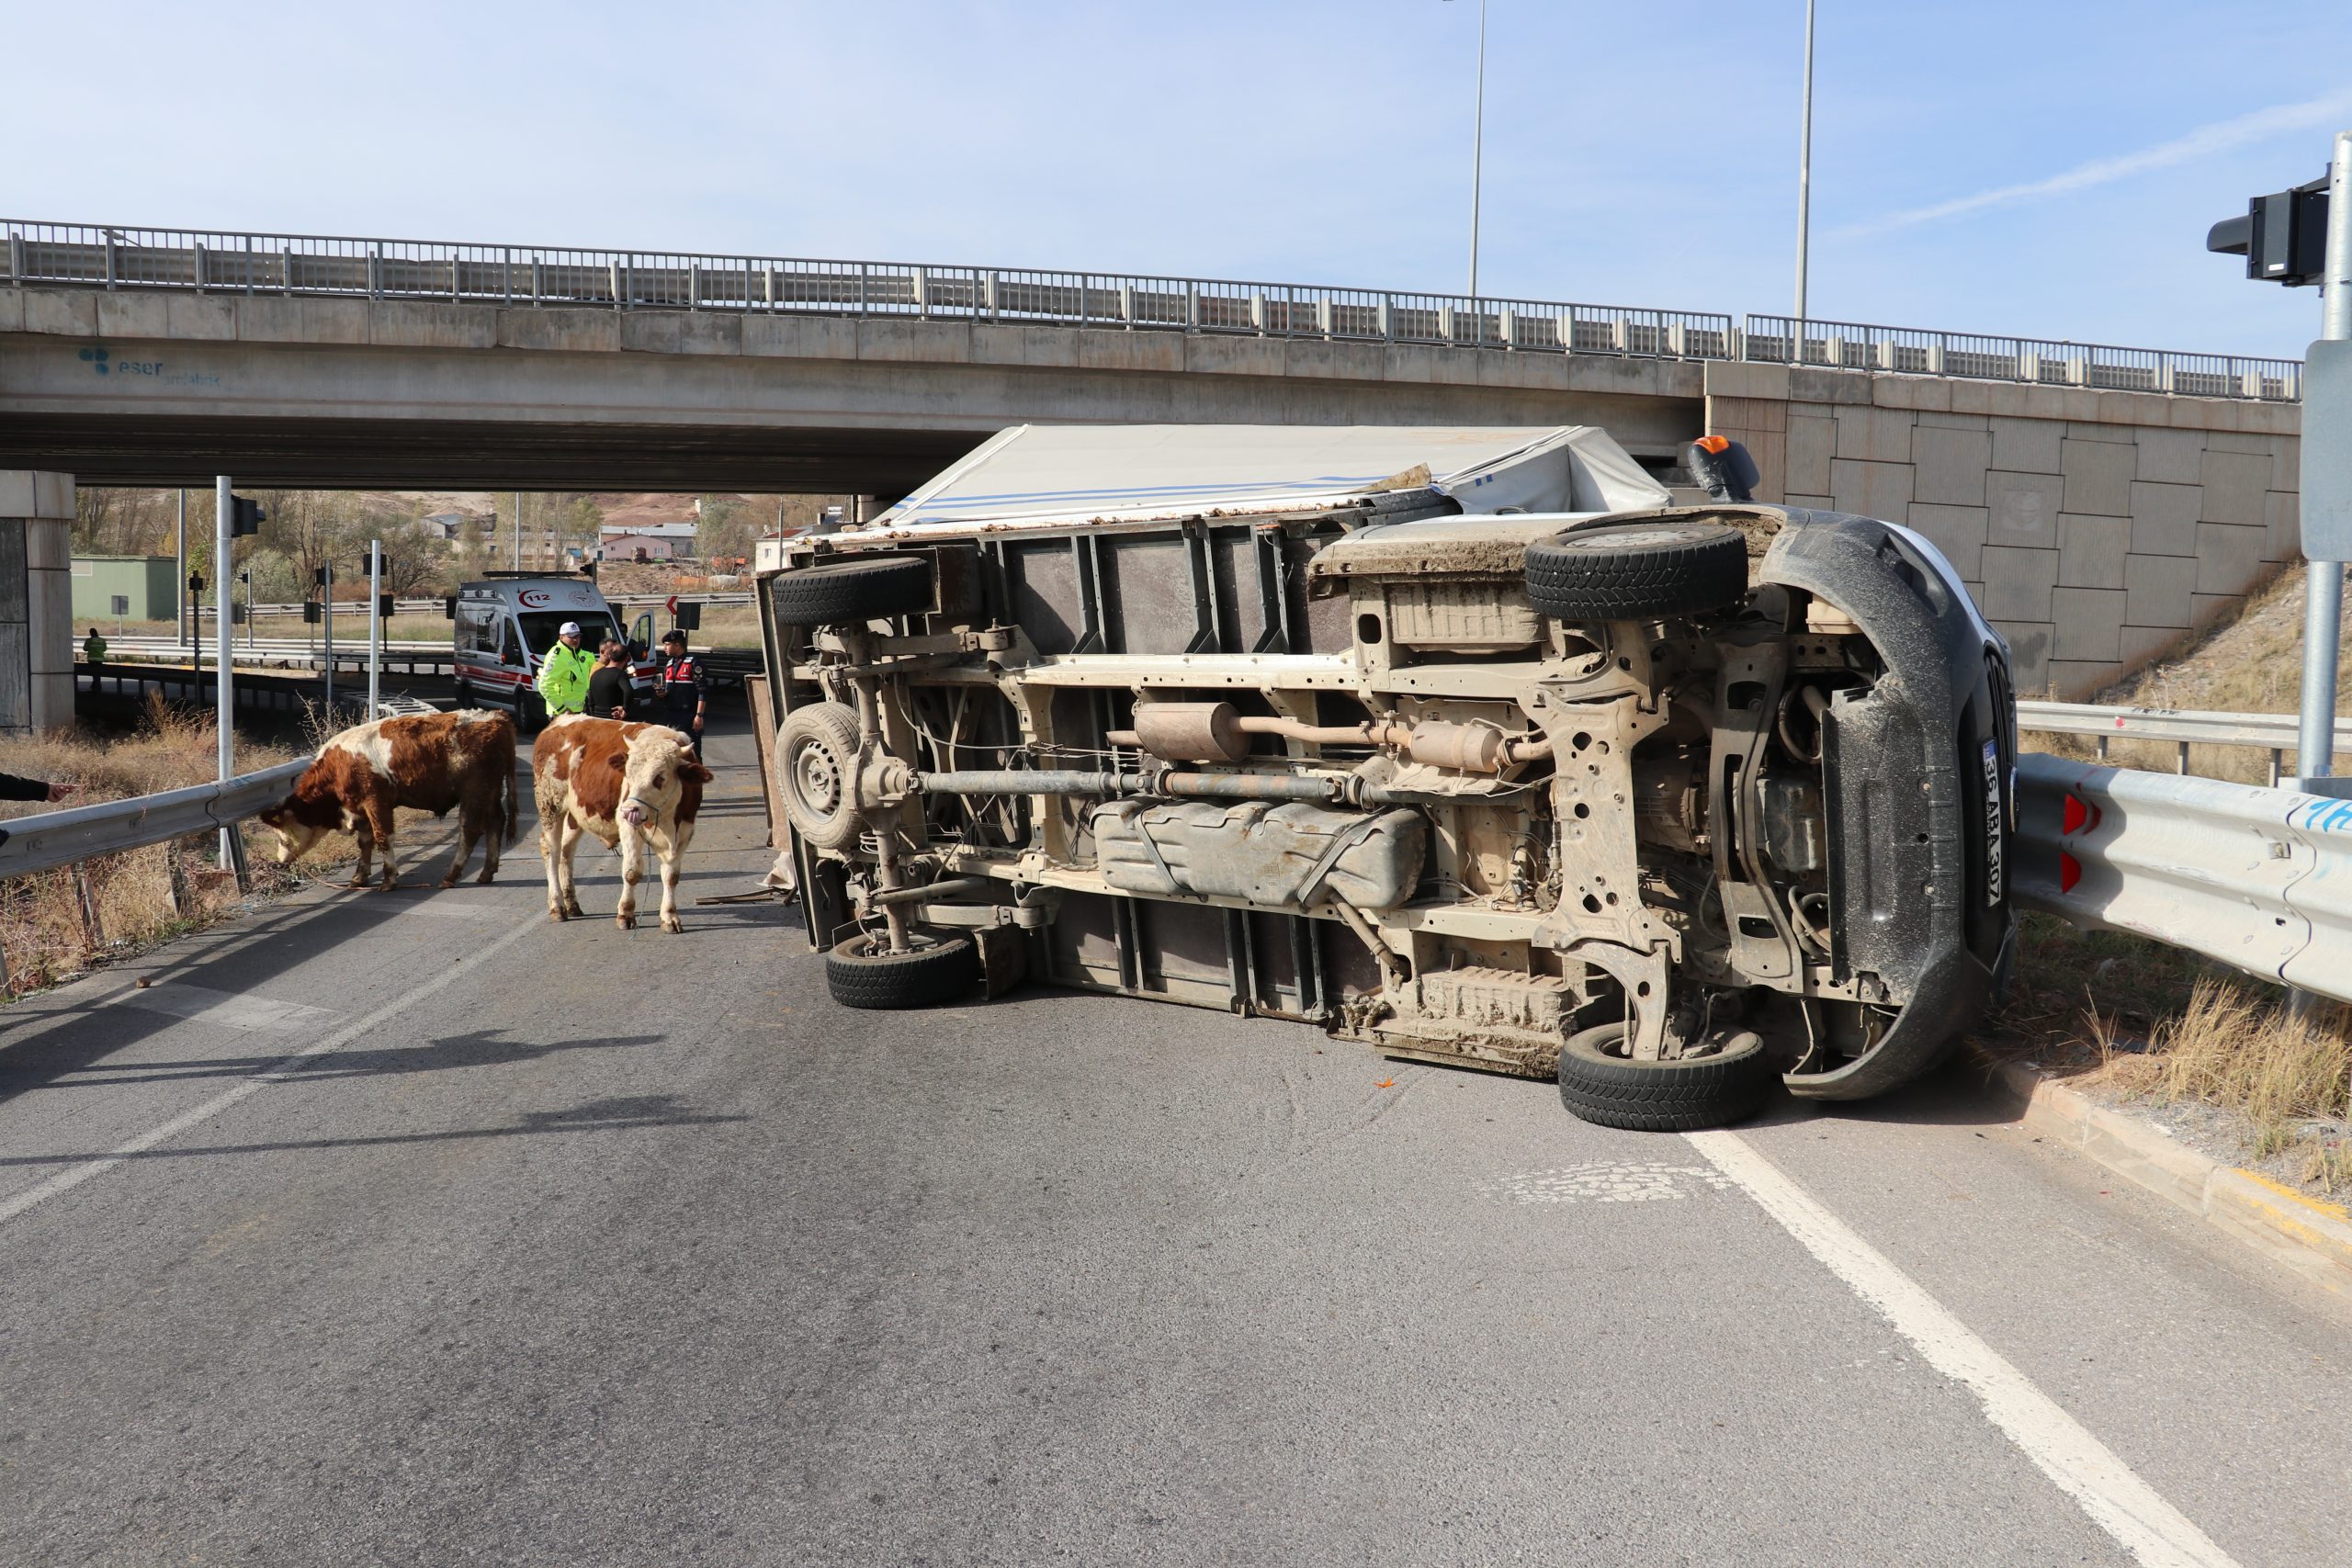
1744,314 -> 2303,403
15,219 -> 2297,395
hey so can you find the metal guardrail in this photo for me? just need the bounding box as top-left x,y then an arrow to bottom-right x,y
2018,700 -> 2352,788
0,219 -> 2299,400
0,759 -> 310,881
1747,315 -> 2303,404
2016,752 -> 2352,1004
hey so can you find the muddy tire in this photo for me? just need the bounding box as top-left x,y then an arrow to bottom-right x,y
1524,522 -> 1748,622
777,701 -> 866,851
1556,1022 -> 1773,1132
770,555 -> 933,627
825,929 -> 981,1010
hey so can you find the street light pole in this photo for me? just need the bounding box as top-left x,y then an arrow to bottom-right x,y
214,475 -> 234,870
175,489 -> 186,649
2295,128 -> 2352,788
1794,0 -> 1817,360
1468,0 -> 1487,300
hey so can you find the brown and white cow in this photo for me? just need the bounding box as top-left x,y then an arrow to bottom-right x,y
531,717 -> 710,931
258,709 -> 519,890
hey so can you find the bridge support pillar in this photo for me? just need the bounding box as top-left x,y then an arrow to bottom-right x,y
0,470 -> 75,735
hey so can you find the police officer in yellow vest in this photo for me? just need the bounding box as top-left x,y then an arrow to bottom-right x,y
536,620 -> 596,719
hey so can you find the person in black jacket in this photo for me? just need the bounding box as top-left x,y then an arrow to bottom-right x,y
0,773 -> 76,804
656,629 -> 707,748
583,638 -> 638,722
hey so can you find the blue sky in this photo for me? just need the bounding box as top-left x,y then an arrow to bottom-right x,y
11,1 -> 2346,359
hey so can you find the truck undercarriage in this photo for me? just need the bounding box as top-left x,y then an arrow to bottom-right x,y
755,428 -> 2017,1130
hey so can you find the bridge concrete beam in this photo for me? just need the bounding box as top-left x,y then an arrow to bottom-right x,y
0,285 -> 1706,491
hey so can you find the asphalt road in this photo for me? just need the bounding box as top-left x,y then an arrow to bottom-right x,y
3,716 -> 2349,1566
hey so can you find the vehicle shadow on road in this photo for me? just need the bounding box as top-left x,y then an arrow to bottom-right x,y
0,1092 -> 744,1168
1742,1055 -> 2024,1134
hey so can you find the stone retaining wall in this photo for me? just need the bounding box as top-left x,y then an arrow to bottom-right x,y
1706,362 -> 2300,698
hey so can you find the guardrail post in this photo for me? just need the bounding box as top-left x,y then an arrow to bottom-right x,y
195,241 -> 208,293
70,865 -> 103,948
281,245 -> 295,295
1380,295 -> 1394,342
689,262 -> 703,311
449,254 -> 460,301
1077,275 -> 1090,327
1122,283 -> 1135,331
860,263 -> 870,316
610,259 -> 624,310
914,265 -> 929,319
1185,282 -> 1199,331
104,230 -> 116,290
1318,298 -> 1335,340
243,235 -> 253,296
1250,288 -> 1266,335
6,231 -> 21,286
1440,304 -> 1457,344
531,257 -> 543,305
764,265 -> 777,308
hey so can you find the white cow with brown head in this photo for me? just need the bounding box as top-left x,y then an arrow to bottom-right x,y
531,717 -> 711,931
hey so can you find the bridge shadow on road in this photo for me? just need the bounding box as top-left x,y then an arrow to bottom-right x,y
24,1028 -> 667,1091
0,1091 -> 745,1168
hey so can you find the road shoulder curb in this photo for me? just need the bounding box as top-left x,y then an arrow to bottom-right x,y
1986,1058 -> 2352,1300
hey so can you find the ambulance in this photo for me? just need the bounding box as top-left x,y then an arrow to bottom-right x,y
449,574 -> 655,728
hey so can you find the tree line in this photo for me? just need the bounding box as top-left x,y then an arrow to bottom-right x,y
71,490 -> 852,603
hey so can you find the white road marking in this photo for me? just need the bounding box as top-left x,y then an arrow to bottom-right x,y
1686,1129 -> 2239,1568
0,914 -> 545,1228
108,982 -> 340,1032
1478,1160 -> 1733,1205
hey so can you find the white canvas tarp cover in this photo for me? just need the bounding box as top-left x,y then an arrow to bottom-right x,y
867,423 -> 1669,532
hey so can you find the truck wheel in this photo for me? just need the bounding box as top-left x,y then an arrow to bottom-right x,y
826,929 -> 980,1009
519,692 -> 548,733
777,702 -> 867,851
770,555 -> 933,627
1556,1022 -> 1772,1132
1524,522 -> 1748,621
452,677 -> 474,709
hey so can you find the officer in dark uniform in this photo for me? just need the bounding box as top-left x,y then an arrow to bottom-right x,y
657,628 -> 708,748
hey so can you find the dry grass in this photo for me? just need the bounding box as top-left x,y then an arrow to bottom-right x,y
2103,980 -> 2349,1131
0,697 -> 330,998
1992,912 -> 2352,1195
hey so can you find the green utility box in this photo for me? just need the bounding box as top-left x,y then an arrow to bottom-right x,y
70,556 -> 178,622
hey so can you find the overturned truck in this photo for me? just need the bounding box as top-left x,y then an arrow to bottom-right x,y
753,424 -> 2018,1130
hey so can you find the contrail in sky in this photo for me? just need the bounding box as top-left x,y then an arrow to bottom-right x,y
1836,88 -> 2352,237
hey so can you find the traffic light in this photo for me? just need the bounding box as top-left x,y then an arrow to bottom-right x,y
2208,175 -> 2331,287
227,493 -> 266,536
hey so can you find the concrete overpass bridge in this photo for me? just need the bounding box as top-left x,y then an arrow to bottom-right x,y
0,220 -> 2314,705
0,219 -> 2303,494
